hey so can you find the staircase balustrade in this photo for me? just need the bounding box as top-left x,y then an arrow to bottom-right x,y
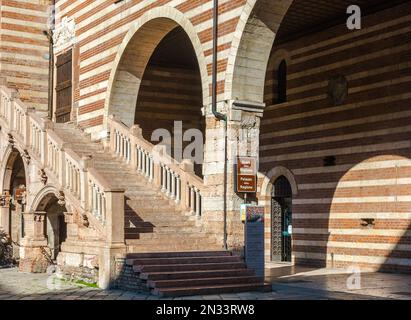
108,115 -> 206,217
0,85 -> 124,241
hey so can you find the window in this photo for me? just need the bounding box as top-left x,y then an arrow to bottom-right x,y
55,49 -> 73,123
277,59 -> 287,103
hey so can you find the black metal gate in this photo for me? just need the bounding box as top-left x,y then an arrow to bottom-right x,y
271,176 -> 293,262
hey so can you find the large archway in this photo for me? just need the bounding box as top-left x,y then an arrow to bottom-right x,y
107,15 -> 206,176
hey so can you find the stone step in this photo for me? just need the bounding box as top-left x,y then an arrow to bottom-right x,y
124,207 -> 180,214
124,226 -> 200,235
128,255 -> 241,266
124,215 -> 194,223
140,268 -> 253,281
126,202 -> 181,210
153,283 -> 270,297
126,194 -> 165,200
148,276 -> 262,289
126,251 -> 231,260
127,232 -> 213,241
126,243 -> 222,252
134,261 -> 247,273
137,232 -> 209,240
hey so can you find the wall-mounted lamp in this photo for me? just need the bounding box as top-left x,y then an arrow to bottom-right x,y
361,218 -> 375,228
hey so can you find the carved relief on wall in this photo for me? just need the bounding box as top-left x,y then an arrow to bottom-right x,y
53,17 -> 76,51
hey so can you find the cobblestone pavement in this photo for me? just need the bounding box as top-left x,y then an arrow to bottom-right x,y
0,267 -> 409,300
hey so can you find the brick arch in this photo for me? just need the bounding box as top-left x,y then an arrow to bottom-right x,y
260,166 -> 298,199
225,0 -> 293,104
29,185 -> 69,214
0,144 -> 27,194
104,7 -> 209,129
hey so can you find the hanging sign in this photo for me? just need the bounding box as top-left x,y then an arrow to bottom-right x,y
237,157 -> 257,193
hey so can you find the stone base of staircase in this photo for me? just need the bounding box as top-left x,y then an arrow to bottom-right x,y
113,251 -> 271,297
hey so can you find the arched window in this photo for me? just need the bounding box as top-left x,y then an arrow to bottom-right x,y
272,175 -> 292,198
277,59 -> 287,103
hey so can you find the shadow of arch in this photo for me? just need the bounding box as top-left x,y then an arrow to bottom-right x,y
104,7 -> 210,130
328,155 -> 411,273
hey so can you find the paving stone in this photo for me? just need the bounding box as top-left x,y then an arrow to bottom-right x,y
0,268 -> 410,300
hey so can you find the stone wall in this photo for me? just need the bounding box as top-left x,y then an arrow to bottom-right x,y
112,258 -> 149,293
0,0 -> 51,112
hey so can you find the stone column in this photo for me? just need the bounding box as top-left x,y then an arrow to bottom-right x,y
98,190 -> 127,289
19,211 -> 49,273
0,192 -> 11,233
202,100 -> 264,252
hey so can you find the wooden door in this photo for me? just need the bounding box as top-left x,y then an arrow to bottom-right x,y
55,49 -> 72,123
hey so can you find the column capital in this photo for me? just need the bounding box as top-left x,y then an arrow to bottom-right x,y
22,211 -> 46,241
23,211 -> 46,222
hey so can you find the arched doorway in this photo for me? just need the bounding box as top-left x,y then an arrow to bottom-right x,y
35,193 -> 67,261
2,149 -> 27,259
271,176 -> 293,262
135,26 -> 205,176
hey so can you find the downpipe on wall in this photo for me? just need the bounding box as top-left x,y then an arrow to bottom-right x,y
43,0 -> 56,120
212,0 -> 228,250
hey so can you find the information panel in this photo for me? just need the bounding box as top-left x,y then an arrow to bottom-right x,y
244,205 -> 265,278
237,157 -> 257,193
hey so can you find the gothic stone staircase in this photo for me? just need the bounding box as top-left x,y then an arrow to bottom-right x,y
0,83 -> 269,296
52,122 -> 270,296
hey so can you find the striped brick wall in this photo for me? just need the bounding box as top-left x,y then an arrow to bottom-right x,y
136,65 -> 203,139
0,0 -> 51,111
259,3 -> 411,272
54,0 -> 248,135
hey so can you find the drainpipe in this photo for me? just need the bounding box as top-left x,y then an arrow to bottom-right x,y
212,0 -> 228,250
47,34 -> 54,120
43,1 -> 55,120
43,12 -> 54,120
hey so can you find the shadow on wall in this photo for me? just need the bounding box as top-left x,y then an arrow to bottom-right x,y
288,153 -> 411,273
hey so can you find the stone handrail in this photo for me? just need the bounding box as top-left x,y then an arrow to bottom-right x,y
108,115 -> 205,217
0,85 -> 124,243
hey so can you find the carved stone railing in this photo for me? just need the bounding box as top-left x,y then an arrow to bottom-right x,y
0,85 -> 124,243
108,115 -> 205,217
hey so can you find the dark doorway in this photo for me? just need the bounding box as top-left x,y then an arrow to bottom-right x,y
55,49 -> 72,123
271,176 -> 293,262
134,26 -> 204,177
277,60 -> 287,104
